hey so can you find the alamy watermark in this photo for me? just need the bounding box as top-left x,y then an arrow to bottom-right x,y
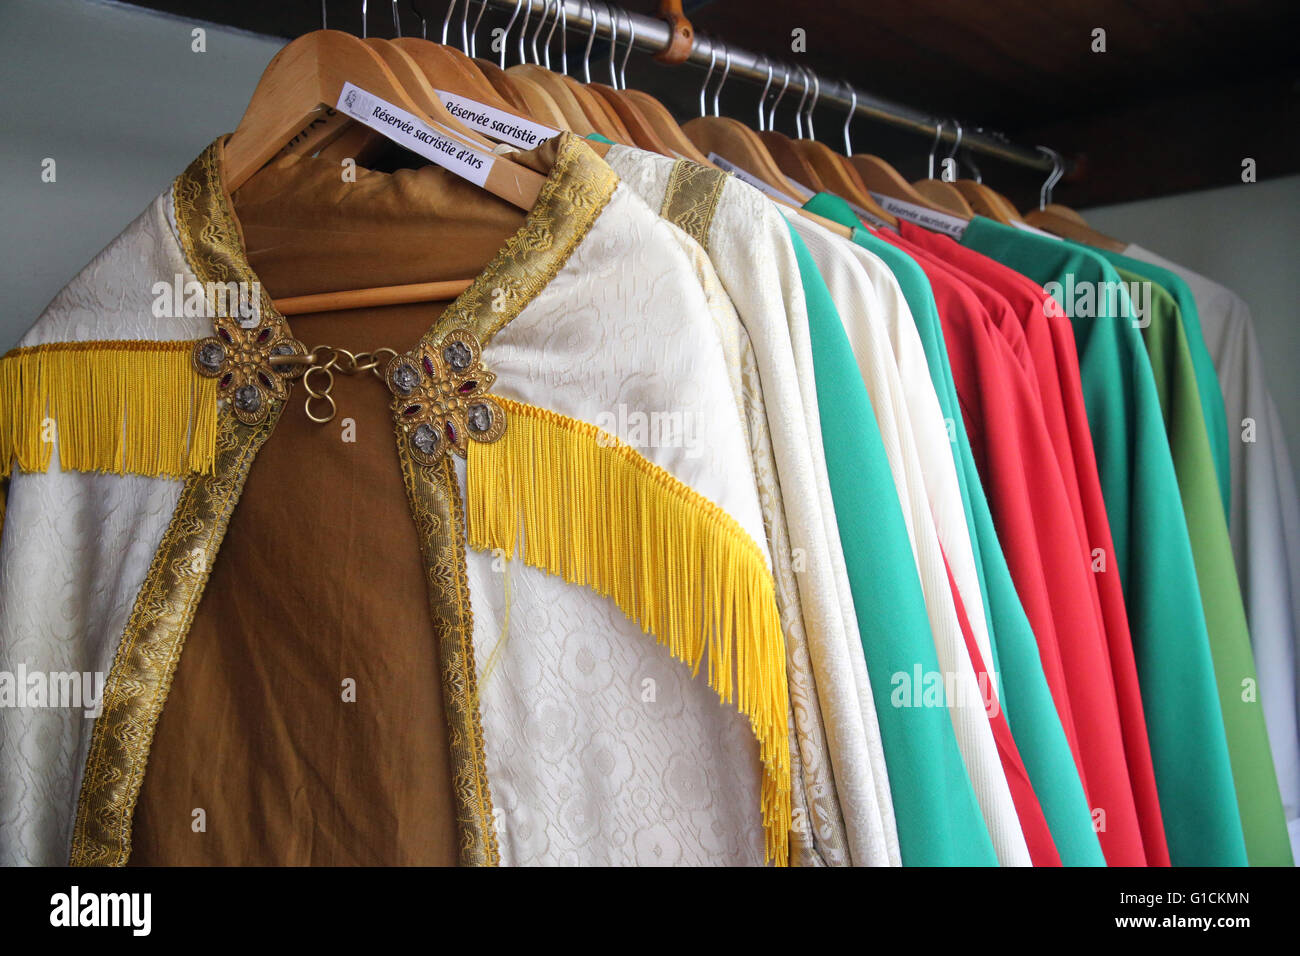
1042,275 -> 1152,328
593,404 -> 703,458
0,665 -> 104,718
151,274 -> 261,323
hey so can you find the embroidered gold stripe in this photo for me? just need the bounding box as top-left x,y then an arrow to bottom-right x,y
660,160 -> 728,248
70,140 -> 289,865
69,406 -> 278,865
390,133 -> 618,866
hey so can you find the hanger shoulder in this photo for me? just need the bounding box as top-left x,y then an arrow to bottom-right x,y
364,39 -> 494,148
477,60 -> 570,130
684,116 -> 807,199
912,178 -> 975,216
390,37 -> 514,110
589,85 -> 674,156
758,132 -> 826,193
622,90 -> 712,163
507,64 -> 595,134
1023,208 -> 1127,251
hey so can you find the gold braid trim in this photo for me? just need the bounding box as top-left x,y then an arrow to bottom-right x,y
69,406 -> 278,865
0,341 -> 217,479
661,160 -> 728,248
69,139 -> 288,865
467,398 -> 792,866
392,132 -> 618,865
397,442 -> 499,866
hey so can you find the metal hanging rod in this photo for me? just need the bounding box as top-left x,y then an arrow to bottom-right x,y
472,0 -> 1062,173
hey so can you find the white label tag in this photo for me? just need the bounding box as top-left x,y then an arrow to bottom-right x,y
844,199 -> 894,232
868,191 -> 968,239
336,82 -> 494,188
707,152 -> 800,206
434,90 -> 559,150
1010,218 -> 1062,239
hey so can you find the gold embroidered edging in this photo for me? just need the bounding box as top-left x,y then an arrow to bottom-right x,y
69,139 -> 291,865
661,159 -> 728,248
466,397 -> 792,866
0,340 -> 217,478
69,406 -> 278,865
397,442 -> 500,866
390,132 -> 618,865
422,133 -> 619,346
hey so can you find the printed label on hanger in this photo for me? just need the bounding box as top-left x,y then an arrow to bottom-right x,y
844,199 -> 895,232
335,82 -> 494,189
707,152 -> 801,206
867,191 -> 968,239
434,90 -> 560,150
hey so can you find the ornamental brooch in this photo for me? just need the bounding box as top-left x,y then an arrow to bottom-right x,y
191,315 -> 308,425
385,328 -> 507,464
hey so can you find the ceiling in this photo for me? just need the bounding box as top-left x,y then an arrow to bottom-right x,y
120,0 -> 1300,208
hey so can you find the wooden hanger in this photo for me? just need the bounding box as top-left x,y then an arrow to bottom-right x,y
313,36 -> 502,164
225,30 -> 543,205
953,180 -> 1018,224
849,116 -> 963,216
1021,147 -> 1126,250
224,29 -> 549,314
682,46 -> 811,201
911,119 -> 975,216
622,89 -> 712,162
581,3 -> 675,152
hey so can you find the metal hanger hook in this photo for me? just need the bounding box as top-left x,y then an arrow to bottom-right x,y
617,8 -> 634,90
698,41 -> 717,117
805,69 -> 821,141
927,118 -> 948,180
517,0 -> 530,65
392,0 -> 401,37
361,0 -> 368,39
468,0 -> 487,55
1036,146 -> 1065,209
943,118 -> 963,179
582,0 -> 597,83
793,66 -> 810,138
757,56 -> 773,133
530,0 -> 550,65
440,0 -> 454,44
321,0 -> 328,30
554,0 -> 568,75
842,79 -> 857,155
406,1 -> 428,39
712,41 -> 733,117
500,0 -> 522,68
605,2 -> 618,86
767,62 -> 790,131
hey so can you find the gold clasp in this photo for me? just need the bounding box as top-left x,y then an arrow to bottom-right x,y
269,345 -> 398,424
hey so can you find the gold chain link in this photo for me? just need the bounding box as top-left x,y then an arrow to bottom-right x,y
270,345 -> 398,424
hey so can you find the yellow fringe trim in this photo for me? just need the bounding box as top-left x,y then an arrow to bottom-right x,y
467,397 -> 792,865
0,341 -> 218,479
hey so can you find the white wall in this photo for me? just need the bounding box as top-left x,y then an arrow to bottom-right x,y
1087,175 -> 1300,474
0,0 -> 283,349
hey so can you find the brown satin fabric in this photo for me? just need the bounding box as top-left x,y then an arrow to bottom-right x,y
129,154 -> 525,865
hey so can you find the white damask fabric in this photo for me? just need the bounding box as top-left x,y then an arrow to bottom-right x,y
1125,243 -> 1300,858
0,192 -> 206,865
842,242 -> 995,673
458,183 -> 782,864
606,145 -> 898,866
786,213 -> 1032,867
